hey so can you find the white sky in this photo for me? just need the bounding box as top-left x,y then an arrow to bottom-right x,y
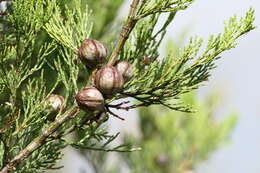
169,1 -> 260,173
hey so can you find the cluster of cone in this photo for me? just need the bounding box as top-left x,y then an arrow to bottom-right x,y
75,39 -> 134,116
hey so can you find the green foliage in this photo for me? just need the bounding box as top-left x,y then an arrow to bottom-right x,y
17,140 -> 66,173
0,0 -> 93,172
73,127 -> 140,152
136,0 -> 195,20
44,0 -> 92,51
0,0 -> 255,172
121,8 -> 255,112
0,1 -> 131,171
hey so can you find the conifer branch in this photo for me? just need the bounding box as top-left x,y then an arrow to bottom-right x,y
0,106 -> 80,173
107,0 -> 193,66
0,0 -> 256,172
107,0 -> 140,66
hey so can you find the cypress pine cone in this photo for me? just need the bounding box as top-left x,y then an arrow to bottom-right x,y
45,94 -> 64,121
78,39 -> 108,69
75,86 -> 105,112
46,94 -> 64,111
115,60 -> 134,82
94,66 -> 124,96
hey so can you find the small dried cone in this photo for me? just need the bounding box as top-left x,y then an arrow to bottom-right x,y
46,94 -> 64,111
45,94 -> 64,121
75,86 -> 105,112
78,39 -> 108,69
115,60 -> 134,82
94,66 -> 124,96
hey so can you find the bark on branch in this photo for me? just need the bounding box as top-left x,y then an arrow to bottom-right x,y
107,0 -> 140,66
0,106 -> 80,173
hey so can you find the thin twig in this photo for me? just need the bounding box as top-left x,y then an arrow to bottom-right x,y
108,103 -> 147,111
107,0 -> 140,66
107,101 -> 130,108
105,106 -> 125,121
73,145 -> 141,153
0,106 -> 80,173
136,1 -> 179,20
107,100 -> 147,111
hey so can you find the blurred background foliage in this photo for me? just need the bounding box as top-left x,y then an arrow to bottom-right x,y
118,92 -> 237,173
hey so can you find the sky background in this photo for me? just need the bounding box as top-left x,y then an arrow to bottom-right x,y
176,1 -> 260,173
51,0 -> 260,173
